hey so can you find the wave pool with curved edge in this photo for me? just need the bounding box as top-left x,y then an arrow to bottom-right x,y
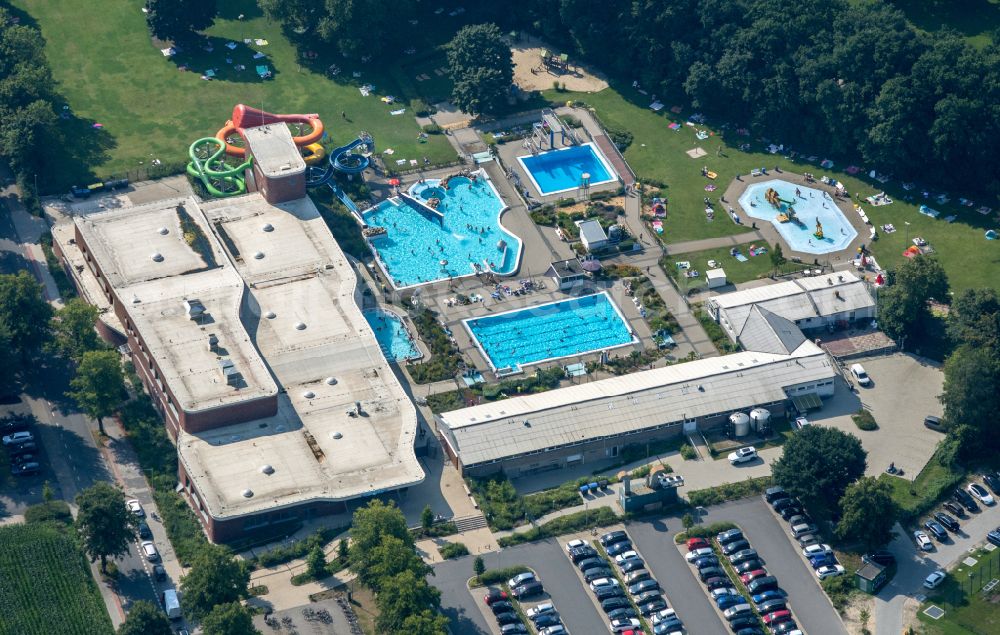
738,179 -> 857,254
363,309 -> 420,361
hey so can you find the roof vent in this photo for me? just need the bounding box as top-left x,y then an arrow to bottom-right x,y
827,277 -> 833,285
332,432 -> 343,439
837,275 -> 844,282
131,295 -> 141,304
260,465 -> 274,475
261,223 -> 274,232
325,376 -> 337,385
303,390 -> 316,399
185,298 -> 206,319
151,252 -> 164,262
294,321 -> 306,330
265,311 -> 276,319
254,251 -> 265,260
158,226 -> 169,235
242,488 -> 254,498
207,333 -> 219,352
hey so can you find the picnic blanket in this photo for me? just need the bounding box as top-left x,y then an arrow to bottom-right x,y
649,101 -> 664,111
390,108 -> 406,115
734,253 -> 749,262
253,52 -> 266,59
675,261 -> 690,269
668,122 -> 682,131
225,42 -> 238,50
919,205 -> 941,218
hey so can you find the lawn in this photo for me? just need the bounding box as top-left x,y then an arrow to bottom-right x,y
661,240 -> 807,290
919,544 -> 1000,635
879,450 -> 965,523
0,522 -> 113,635
13,0 -> 457,192
547,84 -> 1000,293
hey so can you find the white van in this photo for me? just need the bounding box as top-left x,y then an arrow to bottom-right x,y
161,589 -> 182,620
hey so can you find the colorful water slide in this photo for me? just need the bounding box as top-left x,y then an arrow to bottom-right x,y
215,104 -> 325,157
305,134 -> 374,187
186,137 -> 253,198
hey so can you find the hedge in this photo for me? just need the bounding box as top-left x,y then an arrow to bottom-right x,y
472,565 -> 531,588
251,526 -> 350,569
497,507 -> 621,547
439,542 -> 469,559
687,476 -> 772,507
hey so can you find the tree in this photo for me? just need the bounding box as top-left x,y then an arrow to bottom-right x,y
948,288 -> 1000,351
835,477 -> 897,551
769,244 -> 786,272
473,555 -> 486,579
366,534 -> 431,591
0,271 -> 53,366
316,0 -> 417,58
447,24 -> 513,115
682,513 -> 696,530
877,256 -> 949,343
338,538 -> 349,562
145,0 -> 218,45
50,298 -> 101,362
375,569 -> 442,632
118,600 -> 173,635
200,602 -> 260,635
306,545 -> 327,579
400,610 -> 450,635
348,499 -> 414,589
75,482 -> 137,573
941,345 -> 1000,457
772,426 -> 867,519
421,504 -> 434,531
180,545 -> 250,621
68,349 -> 124,434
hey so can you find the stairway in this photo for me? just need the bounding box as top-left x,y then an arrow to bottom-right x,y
451,514 -> 489,533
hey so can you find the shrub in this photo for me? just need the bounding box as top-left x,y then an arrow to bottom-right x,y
151,487 -> 207,567
426,390 -> 464,413
39,232 -> 78,300
468,477 -> 525,531
412,99 -> 433,117
687,476 -> 772,507
421,123 -> 444,135
473,565 -> 530,588
679,443 -> 698,460
607,127 -> 633,151
556,198 -> 576,208
497,507 -> 621,547
24,500 -> 73,526
852,409 -> 878,431
822,572 -> 856,613
439,542 -> 469,559
407,308 -> 462,383
252,526 -> 348,569
560,114 -> 581,128
681,522 -> 738,541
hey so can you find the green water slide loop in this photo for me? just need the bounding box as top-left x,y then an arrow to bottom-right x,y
186,137 -> 253,198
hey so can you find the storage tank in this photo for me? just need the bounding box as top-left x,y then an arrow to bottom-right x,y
730,412 -> 751,437
750,408 -> 771,432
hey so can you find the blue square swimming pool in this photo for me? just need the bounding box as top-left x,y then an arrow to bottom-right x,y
517,143 -> 616,196
464,292 -> 634,372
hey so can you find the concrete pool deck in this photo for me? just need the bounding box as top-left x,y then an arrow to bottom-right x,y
721,170 -> 872,267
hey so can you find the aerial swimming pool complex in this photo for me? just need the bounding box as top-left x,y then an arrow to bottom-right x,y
517,143 -> 617,196
464,292 -> 634,373
363,309 -> 420,362
363,172 -> 521,288
738,180 -> 857,254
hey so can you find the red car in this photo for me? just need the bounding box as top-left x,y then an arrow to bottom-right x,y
739,569 -> 768,585
686,537 -> 710,551
763,609 -> 792,626
483,588 -> 508,605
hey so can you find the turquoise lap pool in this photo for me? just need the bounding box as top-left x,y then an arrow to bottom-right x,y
517,143 -> 617,196
363,172 -> 521,288
363,309 -> 420,362
738,180 -> 857,254
464,292 -> 634,372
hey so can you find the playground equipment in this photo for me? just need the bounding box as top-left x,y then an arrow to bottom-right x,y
214,104 -> 324,157
186,137 -> 253,198
301,143 -> 326,166
304,133 -> 375,187
765,187 -> 800,224
539,49 -> 570,73
814,218 -> 824,240
531,109 -> 577,150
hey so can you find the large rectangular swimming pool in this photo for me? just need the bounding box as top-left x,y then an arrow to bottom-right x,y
464,292 -> 634,372
517,143 -> 617,196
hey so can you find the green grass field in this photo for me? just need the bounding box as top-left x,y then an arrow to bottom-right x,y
663,241 -> 808,288
13,0 -> 457,191
0,522 -> 113,635
547,85 -> 1000,293
919,544 -> 1000,635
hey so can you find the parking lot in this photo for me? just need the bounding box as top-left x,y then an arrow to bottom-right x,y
251,596 -> 360,634
811,354 -> 944,477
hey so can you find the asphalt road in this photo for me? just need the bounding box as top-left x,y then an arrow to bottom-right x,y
434,538 -> 606,635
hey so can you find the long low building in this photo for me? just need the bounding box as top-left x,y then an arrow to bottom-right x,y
52,123 -> 424,542
436,321 -> 836,478
706,271 -> 875,346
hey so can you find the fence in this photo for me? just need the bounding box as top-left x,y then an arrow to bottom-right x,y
936,546 -> 1000,610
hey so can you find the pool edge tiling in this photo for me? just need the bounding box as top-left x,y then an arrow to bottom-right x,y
463,291 -> 636,374
516,142 -> 618,196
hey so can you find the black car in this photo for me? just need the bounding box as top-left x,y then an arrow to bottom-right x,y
607,541 -> 634,557
772,497 -> 798,512
735,629 -> 765,635
495,612 -> 520,625
600,530 -> 629,547
924,520 -> 948,542
8,441 -> 38,457
512,582 -> 543,599
601,596 -> 631,612
620,558 -> 646,573
863,550 -> 896,567
723,539 -> 751,555
934,512 -> 960,532
607,607 -> 637,621
638,599 -> 667,616
943,500 -> 967,518
765,485 -> 789,503
0,414 -> 33,435
10,452 -> 38,465
730,550 -> 759,566
585,568 -> 614,583
746,576 -> 779,594
718,528 -> 745,545
570,545 -> 599,563
594,585 -> 624,600
954,488 -> 980,512
633,590 -> 662,606
628,579 -> 660,596
533,614 -> 561,629
729,615 -> 759,632
735,559 -> 764,574
490,602 -> 514,615
779,505 -> 804,521
577,558 -> 606,572
988,527 -> 1000,548
138,521 -> 153,540
985,473 -> 1000,494
153,564 -> 167,581
699,567 -> 725,582
705,577 -> 730,590
924,415 -> 945,432
773,620 -> 800,633
756,598 -> 786,615
11,461 -> 40,476
694,555 -> 720,569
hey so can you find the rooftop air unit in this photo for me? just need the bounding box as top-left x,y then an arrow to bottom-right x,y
185,298 -> 206,320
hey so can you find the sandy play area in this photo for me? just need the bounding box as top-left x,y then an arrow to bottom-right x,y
512,37 -> 608,93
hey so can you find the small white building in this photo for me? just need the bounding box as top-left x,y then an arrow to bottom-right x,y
546,258 -> 588,291
576,219 -> 608,251
706,268 -> 727,289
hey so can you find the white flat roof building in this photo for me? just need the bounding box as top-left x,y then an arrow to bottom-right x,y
242,124 -> 307,179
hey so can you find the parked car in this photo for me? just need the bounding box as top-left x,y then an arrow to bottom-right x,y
954,488 -> 980,512
791,523 -> 818,538
765,486 -> 789,504
2,431 -> 33,446
969,483 -> 995,505
570,545 -> 599,563
607,541 -> 634,557
802,543 -> 832,558
735,559 -> 764,574
7,441 -> 37,456
773,621 -> 800,634
600,531 -> 629,547
126,499 -> 145,518
779,506 -> 804,521
722,539 -> 751,555
711,587 -> 739,599
739,569 -> 768,585
607,608 -> 638,621
513,582 -> 544,599
138,521 -> 153,540
797,534 -> 820,548
924,520 -> 948,542
590,578 -> 620,592
751,589 -> 787,606
652,608 -> 679,625
620,558 -> 646,573
943,500 -> 967,518
723,604 -> 753,621
808,553 -> 837,569
490,602 -> 514,615
586,568 -> 615,583
694,554 -> 720,569
850,363 -> 871,386
746,576 -> 779,594
638,598 -> 667,616
728,446 -> 758,465
633,590 -> 662,605
763,609 -> 793,626
484,588 -> 509,605
578,557 -> 607,572
565,539 -> 587,552
653,620 -> 683,635
988,527 -> 1000,548
984,472 -> 1000,494
609,618 -> 641,633
924,570 -> 946,589
599,597 -> 629,613
816,564 -> 846,579
756,598 -> 787,615
495,612 -> 520,626
728,615 -> 759,632
615,551 -> 640,566
773,497 -> 799,512
700,567 -> 726,582
705,577 -> 731,591
730,549 -> 759,566
934,512 -> 960,532
793,416 -> 811,430
153,564 -> 166,581
687,537 -> 711,551
718,529 -> 744,545
628,580 -> 660,596
502,625 -> 529,635
923,415 -> 945,432
508,572 -> 536,588
538,626 -> 564,635
717,594 -> 745,610
686,547 -> 714,562
862,551 -> 895,567
11,461 -> 40,476
625,570 -> 652,585
140,541 -> 160,562
914,531 -> 934,551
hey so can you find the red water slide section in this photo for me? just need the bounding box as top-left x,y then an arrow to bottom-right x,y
214,104 -> 325,157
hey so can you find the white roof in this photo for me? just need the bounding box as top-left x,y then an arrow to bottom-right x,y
706,268 -> 726,280
577,219 -> 607,244
438,341 -> 834,467
243,124 -> 306,178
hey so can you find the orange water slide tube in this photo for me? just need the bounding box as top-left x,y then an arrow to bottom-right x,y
215,104 -> 325,157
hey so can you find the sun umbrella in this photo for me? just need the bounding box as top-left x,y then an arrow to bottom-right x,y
581,259 -> 602,272
388,178 -> 401,186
